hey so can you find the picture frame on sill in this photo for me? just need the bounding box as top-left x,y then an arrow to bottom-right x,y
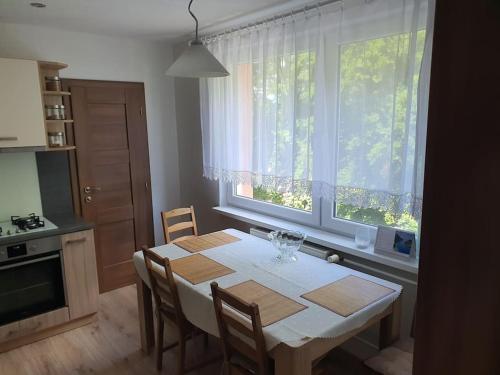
374,226 -> 417,260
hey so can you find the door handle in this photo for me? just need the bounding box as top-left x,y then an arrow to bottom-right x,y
65,237 -> 87,245
0,137 -> 18,141
84,186 -> 101,194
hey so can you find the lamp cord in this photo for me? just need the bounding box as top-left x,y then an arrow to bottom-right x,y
188,0 -> 199,42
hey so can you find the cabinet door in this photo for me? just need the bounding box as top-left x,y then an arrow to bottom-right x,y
0,307 -> 69,344
0,58 -> 46,147
62,230 -> 99,319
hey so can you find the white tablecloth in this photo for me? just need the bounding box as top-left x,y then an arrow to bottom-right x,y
133,229 -> 402,349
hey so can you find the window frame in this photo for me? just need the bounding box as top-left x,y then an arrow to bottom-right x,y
320,199 -> 378,240
225,183 -> 321,228
225,182 -> 378,240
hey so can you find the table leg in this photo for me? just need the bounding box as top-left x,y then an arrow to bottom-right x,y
379,295 -> 402,349
273,343 -> 312,375
136,275 -> 154,354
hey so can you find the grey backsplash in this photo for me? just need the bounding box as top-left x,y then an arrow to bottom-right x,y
36,152 -> 74,217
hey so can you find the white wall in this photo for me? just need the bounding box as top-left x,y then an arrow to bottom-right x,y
0,22 -> 180,244
0,153 -> 43,221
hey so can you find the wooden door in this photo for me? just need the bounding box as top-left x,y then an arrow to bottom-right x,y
414,1 -> 500,374
63,80 -> 154,293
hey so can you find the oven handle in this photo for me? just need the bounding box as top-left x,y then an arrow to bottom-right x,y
0,253 -> 60,271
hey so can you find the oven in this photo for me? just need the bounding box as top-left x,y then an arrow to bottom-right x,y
0,236 -> 66,326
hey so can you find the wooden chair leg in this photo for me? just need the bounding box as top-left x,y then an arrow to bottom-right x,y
178,334 -> 186,375
156,316 -> 164,371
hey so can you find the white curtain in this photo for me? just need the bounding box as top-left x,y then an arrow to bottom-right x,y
200,0 -> 432,217
200,13 -> 321,195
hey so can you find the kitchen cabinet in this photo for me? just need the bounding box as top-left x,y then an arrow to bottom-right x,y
39,60 -> 76,151
0,308 -> 69,344
0,229 -> 98,353
0,58 -> 75,151
62,229 -> 99,319
0,58 -> 46,148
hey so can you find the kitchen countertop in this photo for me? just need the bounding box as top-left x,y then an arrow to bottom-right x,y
0,214 -> 94,246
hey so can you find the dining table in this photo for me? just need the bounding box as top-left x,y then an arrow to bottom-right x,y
133,228 -> 402,375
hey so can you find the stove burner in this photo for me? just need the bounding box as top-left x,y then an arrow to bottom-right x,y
11,213 -> 45,231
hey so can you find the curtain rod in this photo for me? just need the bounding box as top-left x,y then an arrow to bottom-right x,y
201,0 -> 343,41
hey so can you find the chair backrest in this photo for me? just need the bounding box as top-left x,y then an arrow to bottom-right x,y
210,282 -> 269,375
142,246 -> 185,326
161,205 -> 199,244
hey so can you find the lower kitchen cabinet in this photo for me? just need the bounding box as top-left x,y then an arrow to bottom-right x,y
62,229 -> 99,319
0,307 -> 69,344
0,229 -> 99,352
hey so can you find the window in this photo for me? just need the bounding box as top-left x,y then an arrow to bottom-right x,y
331,30 -> 426,233
201,0 -> 431,239
235,184 -> 313,212
233,50 -> 315,215
228,30 -> 425,235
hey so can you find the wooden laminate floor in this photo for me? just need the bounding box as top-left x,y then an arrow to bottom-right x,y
0,285 -> 376,375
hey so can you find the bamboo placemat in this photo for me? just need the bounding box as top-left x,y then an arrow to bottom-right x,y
301,275 -> 395,317
176,231 -> 241,253
225,280 -> 307,327
170,254 -> 235,285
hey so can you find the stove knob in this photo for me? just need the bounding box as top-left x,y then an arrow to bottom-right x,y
6,230 -> 11,235
15,228 -> 20,234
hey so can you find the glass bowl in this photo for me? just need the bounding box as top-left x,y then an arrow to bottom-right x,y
268,230 -> 306,263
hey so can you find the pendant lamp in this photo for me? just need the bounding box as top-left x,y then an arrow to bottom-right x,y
166,0 -> 229,78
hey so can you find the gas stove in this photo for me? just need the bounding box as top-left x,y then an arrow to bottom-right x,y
0,213 -> 58,238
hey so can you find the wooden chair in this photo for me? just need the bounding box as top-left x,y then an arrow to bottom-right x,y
210,281 -> 270,375
161,206 -> 198,244
211,282 -> 328,375
142,246 -> 213,374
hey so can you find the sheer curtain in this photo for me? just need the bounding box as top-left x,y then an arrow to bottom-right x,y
200,0 -> 432,218
200,13 -> 321,196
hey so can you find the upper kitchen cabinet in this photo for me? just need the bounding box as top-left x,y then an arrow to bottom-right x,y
0,58 -> 46,148
0,58 -> 75,151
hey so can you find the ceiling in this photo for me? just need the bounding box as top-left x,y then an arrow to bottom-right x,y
0,0 -> 292,41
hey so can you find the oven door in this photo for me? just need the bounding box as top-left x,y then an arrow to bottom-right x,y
0,250 -> 66,326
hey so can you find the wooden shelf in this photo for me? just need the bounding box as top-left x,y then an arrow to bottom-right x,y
39,61 -> 68,70
37,60 -> 75,152
46,145 -> 76,152
43,91 -> 71,96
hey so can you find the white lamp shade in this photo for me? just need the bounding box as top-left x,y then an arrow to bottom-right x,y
166,42 -> 229,78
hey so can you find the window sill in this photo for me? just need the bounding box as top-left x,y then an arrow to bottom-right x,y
214,205 -> 419,275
